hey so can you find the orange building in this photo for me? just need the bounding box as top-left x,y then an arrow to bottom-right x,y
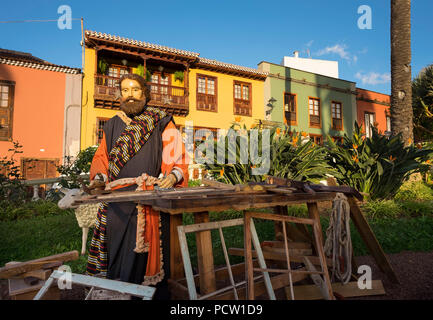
356,88 -> 391,137
0,49 -> 81,179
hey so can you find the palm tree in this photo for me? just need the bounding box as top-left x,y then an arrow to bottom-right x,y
390,0 -> 413,145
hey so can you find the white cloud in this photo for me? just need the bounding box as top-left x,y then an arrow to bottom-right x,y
315,44 -> 352,62
355,71 -> 391,85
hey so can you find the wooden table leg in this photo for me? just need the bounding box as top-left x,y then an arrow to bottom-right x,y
244,211 -> 254,300
194,211 -> 216,294
308,202 -> 335,300
347,196 -> 400,284
170,214 -> 184,280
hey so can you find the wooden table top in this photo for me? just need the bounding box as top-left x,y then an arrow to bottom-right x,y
73,186 -> 337,214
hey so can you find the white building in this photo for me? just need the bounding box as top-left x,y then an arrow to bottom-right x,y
281,51 -> 339,79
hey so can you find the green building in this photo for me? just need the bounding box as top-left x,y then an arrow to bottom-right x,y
258,61 -> 357,144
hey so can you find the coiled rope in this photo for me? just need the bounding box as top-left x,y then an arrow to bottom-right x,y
324,192 -> 352,284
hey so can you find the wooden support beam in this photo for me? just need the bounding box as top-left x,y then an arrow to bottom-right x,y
347,196 -> 400,284
0,251 -> 79,279
228,247 -> 331,267
170,214 -> 184,280
194,212 -> 216,294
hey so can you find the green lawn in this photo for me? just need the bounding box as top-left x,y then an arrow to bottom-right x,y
1,208 -> 432,275
1,180 -> 433,274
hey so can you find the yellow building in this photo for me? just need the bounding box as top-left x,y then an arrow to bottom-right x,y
81,30 -> 267,149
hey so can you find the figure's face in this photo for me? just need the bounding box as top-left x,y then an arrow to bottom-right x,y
120,79 -> 146,116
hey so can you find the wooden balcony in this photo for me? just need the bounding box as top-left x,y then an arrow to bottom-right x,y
94,74 -> 189,116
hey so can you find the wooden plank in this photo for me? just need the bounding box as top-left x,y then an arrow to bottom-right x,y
347,196 -> 400,284
169,214 -> 184,280
307,202 -> 335,299
194,212 -> 216,294
249,218 -> 276,300
0,251 -> 79,279
261,241 -> 312,250
244,213 -> 254,300
201,178 -> 236,190
176,261 -> 260,288
34,271 -> 156,300
245,211 -> 315,225
261,245 -> 312,257
228,247 -> 331,267
288,280 -> 385,300
153,192 -> 337,214
177,224 -> 198,300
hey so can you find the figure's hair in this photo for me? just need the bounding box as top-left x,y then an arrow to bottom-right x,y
118,73 -> 151,102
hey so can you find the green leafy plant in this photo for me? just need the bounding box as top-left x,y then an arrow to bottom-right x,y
56,146 -> 98,189
0,141 -> 28,205
97,58 -> 108,75
174,70 -> 184,82
134,64 -> 145,77
326,121 -> 433,200
203,124 -> 339,185
145,69 -> 152,82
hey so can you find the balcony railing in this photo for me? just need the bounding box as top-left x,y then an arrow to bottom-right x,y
94,74 -> 189,115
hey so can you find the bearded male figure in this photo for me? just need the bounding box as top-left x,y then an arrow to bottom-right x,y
86,73 -> 189,299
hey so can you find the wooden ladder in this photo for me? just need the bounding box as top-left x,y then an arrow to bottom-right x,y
244,210 -> 335,300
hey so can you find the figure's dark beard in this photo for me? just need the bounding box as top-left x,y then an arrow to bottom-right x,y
120,98 -> 146,117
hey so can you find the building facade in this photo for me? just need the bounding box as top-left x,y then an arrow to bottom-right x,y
81,31 -> 267,151
356,88 -> 391,137
0,49 -> 81,179
258,61 -> 357,144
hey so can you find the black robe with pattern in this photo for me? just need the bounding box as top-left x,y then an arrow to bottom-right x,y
102,113 -> 173,298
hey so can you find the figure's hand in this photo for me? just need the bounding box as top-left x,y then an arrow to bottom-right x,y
158,173 -> 177,189
88,173 -> 106,190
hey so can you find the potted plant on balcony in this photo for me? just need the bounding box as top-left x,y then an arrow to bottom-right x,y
174,70 -> 184,83
98,59 -> 108,75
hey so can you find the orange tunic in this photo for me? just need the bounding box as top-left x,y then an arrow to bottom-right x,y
89,119 -> 189,284
90,120 -> 189,187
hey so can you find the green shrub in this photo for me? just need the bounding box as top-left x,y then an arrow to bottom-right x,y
326,122 -> 432,200
360,200 -> 403,220
0,141 -> 28,205
57,146 -> 98,189
203,125 -> 340,185
395,181 -> 433,201
0,200 -> 71,222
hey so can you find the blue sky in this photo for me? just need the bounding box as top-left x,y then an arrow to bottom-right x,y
1,0 -> 432,94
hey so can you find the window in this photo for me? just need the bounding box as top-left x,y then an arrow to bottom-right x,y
96,117 -> 109,144
309,134 -> 323,145
308,97 -> 321,127
331,101 -> 343,130
386,115 -> 391,133
284,93 -> 297,125
0,81 -> 14,141
107,65 -> 129,87
364,112 -> 375,138
234,81 -> 252,116
196,75 -> 217,112
21,158 -> 59,180
331,136 -> 344,145
150,72 -> 170,95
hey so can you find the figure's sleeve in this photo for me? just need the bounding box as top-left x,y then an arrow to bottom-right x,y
89,132 -> 109,181
161,121 -> 190,187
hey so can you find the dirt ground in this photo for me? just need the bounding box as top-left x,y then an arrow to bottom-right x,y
1,250 -> 432,300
